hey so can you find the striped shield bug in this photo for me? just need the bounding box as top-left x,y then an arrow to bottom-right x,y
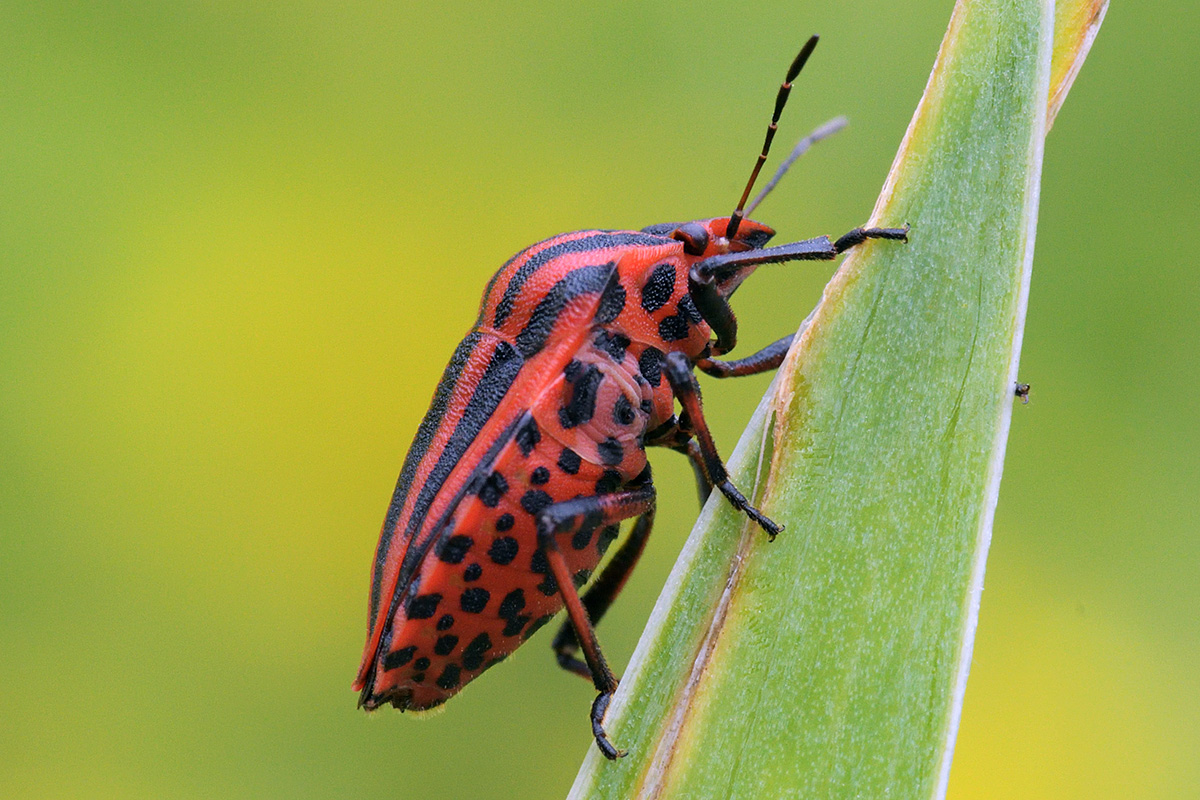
354,35 -> 908,759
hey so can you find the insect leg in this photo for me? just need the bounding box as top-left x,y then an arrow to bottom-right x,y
675,439 -> 715,505
663,351 -> 782,539
833,224 -> 910,253
536,484 -> 657,760
692,226 -> 906,366
552,508 -> 655,680
696,333 -> 795,378
688,237 -> 837,356
645,420 -> 713,506
693,236 -> 839,281
688,274 -> 740,356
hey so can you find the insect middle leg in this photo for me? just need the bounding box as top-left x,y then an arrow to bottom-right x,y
536,482 -> 657,760
647,420 -> 714,506
695,332 -> 795,378
663,351 -> 781,539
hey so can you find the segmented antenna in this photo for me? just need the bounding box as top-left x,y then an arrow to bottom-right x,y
724,35 -> 820,241
745,115 -> 847,215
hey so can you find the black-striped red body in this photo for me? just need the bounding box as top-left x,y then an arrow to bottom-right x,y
353,35 -> 913,761
354,217 -> 775,710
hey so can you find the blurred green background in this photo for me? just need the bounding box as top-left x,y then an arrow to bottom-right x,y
2,1 -> 1196,797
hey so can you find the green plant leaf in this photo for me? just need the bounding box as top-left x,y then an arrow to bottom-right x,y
568,0 -> 1106,797
1049,0 -> 1109,129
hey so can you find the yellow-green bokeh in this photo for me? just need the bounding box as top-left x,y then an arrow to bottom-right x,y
2,2 -> 1195,798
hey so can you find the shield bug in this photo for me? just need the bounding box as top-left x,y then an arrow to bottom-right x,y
354,34 -> 908,759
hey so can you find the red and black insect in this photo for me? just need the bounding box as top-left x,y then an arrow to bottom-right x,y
354,36 -> 907,759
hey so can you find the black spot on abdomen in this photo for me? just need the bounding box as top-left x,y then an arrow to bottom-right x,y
436,664 -> 461,690
594,470 -> 622,495
597,525 -> 619,556
499,588 -> 526,618
558,448 -> 582,474
529,548 -> 559,596
407,593 -> 442,620
461,633 -> 493,670
488,537 -> 519,565
477,471 -> 509,507
520,490 -> 553,516
499,588 -> 530,637
613,395 -> 635,426
515,416 -> 541,455
460,587 -> 490,613
437,535 -> 473,564
382,646 -> 416,672
598,437 -> 624,466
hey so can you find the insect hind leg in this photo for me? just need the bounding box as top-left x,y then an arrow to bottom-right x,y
535,483 -> 657,760
551,508 -> 655,680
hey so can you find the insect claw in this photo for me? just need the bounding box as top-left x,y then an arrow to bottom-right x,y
750,508 -> 784,541
591,691 -> 626,760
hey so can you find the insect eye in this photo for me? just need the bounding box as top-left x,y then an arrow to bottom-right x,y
671,223 -> 710,256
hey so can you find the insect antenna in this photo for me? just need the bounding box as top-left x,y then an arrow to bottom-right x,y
745,115 -> 846,216
725,34 -> 820,241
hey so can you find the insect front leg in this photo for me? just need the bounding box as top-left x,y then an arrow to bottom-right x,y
663,351 -> 782,539
687,272 -> 740,356
535,483 -> 657,760
687,235 -> 840,356
833,224 -> 910,253
694,226 -> 907,374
